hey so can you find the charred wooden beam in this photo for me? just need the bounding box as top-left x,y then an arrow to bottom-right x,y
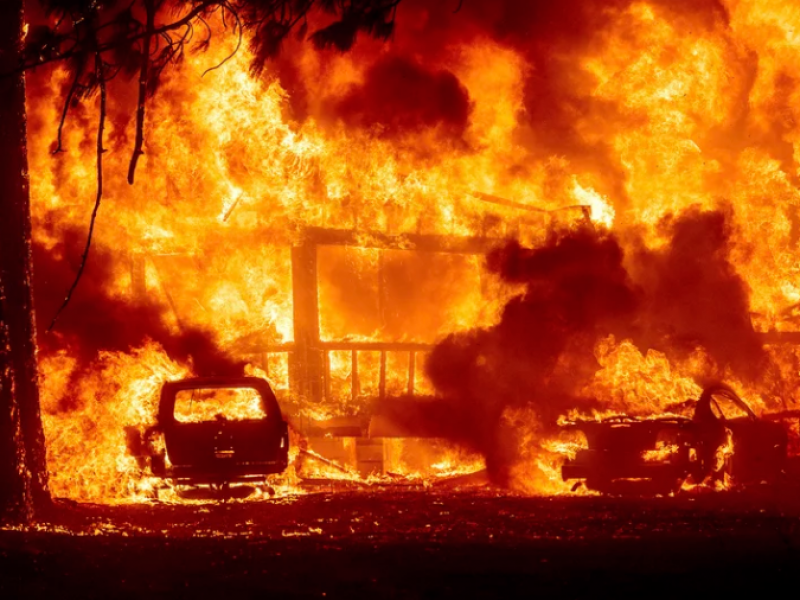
242,341 -> 435,354
324,351 -> 331,402
290,243 -> 324,403
470,191 -> 549,213
351,349 -> 359,403
301,226 -> 501,255
379,351 -> 387,399
319,341 -> 434,352
408,351 -> 416,396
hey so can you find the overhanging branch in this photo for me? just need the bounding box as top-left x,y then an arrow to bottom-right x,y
127,0 -> 156,185
48,52 -> 107,333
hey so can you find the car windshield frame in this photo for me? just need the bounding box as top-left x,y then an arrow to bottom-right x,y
159,376 -> 281,429
173,386 -> 267,423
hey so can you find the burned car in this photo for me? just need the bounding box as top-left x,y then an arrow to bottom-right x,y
560,384 -> 788,495
132,376 -> 289,492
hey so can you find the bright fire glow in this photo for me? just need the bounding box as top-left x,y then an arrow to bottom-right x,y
25,1 -> 800,502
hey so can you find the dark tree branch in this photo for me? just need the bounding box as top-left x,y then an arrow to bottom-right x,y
196,14 -> 213,46
52,58 -> 84,155
11,1 -> 221,76
48,52 -> 107,333
202,3 -> 242,77
128,0 -> 156,185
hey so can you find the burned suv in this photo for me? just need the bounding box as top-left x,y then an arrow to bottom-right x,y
560,384 -> 788,495
135,376 -> 289,489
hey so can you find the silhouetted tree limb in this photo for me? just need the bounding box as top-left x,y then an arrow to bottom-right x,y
52,56 -> 84,154
127,0 -> 154,184
202,3 -> 242,77
48,50 -> 108,333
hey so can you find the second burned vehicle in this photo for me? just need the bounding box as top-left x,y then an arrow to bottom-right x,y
560,384 -> 789,495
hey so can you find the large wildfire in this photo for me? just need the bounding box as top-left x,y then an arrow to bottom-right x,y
23,0 -> 800,502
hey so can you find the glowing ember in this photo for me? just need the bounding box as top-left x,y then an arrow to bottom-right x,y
642,445 -> 680,463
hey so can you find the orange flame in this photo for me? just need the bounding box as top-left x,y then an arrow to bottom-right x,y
26,2 -> 800,501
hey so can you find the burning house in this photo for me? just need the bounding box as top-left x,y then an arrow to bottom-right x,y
14,0 -> 800,505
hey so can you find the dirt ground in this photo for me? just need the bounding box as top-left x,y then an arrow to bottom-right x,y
2,487 -> 800,598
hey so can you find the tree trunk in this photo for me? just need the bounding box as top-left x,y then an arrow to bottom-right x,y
0,281 -> 28,521
0,0 -> 51,521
